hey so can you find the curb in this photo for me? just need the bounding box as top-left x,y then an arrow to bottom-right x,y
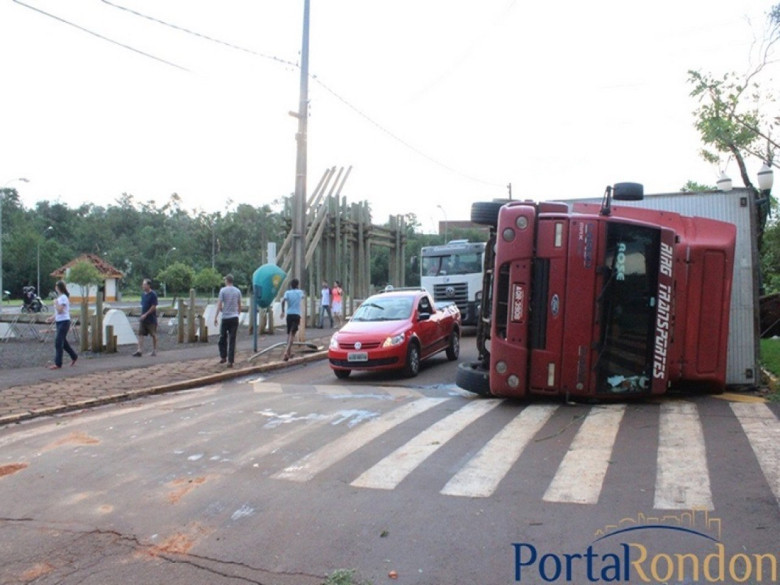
0,350 -> 329,426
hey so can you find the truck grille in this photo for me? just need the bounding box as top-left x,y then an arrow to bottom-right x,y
433,282 -> 469,311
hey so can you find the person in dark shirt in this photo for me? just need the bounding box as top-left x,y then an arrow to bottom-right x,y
133,278 -> 158,357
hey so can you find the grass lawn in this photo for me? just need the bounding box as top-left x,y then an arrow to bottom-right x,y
760,337 -> 780,401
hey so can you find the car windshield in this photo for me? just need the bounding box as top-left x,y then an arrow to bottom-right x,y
594,222 -> 661,394
351,297 -> 414,321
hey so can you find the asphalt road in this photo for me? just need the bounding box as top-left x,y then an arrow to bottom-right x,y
1,341 -> 779,585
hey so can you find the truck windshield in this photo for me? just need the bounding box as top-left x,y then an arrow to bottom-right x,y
422,252 -> 483,277
595,222 -> 661,394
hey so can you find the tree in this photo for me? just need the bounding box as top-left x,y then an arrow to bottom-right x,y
688,3 -> 780,248
192,267 -> 222,294
65,260 -> 103,292
156,261 -> 194,296
681,180 -> 716,192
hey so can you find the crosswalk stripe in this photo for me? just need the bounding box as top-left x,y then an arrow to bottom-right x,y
272,397 -> 448,482
543,404 -> 626,505
441,404 -> 559,498
351,399 -> 504,490
731,402 -> 780,507
654,401 -> 713,510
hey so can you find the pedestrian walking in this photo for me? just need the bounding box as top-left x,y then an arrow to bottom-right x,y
214,273 -> 242,367
319,280 -> 333,328
46,280 -> 78,369
133,278 -> 158,357
280,278 -> 305,361
332,280 -> 344,327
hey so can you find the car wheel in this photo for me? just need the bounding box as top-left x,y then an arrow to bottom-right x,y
471,201 -> 507,227
456,361 -> 492,396
445,330 -> 460,361
403,342 -> 421,378
334,368 -> 351,379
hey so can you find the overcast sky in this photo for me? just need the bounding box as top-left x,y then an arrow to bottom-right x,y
1,0 -> 777,232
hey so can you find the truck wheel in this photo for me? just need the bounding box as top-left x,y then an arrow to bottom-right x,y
613,182 -> 644,201
334,368 -> 351,379
471,201 -> 506,227
403,342 -> 421,378
455,362 -> 493,396
445,330 -> 460,361
456,361 -> 492,396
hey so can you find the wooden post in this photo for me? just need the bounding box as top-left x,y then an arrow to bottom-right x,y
106,324 -> 115,352
80,298 -> 89,353
95,291 -> 103,351
177,300 -> 185,344
188,289 -> 197,342
199,314 -> 208,342
90,314 -> 99,352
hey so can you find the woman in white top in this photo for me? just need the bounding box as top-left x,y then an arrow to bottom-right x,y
47,280 -> 78,369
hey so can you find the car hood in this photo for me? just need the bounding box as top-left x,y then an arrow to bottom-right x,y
335,320 -> 409,339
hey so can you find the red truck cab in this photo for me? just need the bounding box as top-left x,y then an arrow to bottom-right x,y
457,183 -> 736,399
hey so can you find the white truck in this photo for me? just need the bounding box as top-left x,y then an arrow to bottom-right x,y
420,240 -> 486,326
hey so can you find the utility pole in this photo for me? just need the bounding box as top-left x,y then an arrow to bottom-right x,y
291,0 -> 311,284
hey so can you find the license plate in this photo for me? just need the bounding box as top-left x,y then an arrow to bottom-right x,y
511,284 -> 525,322
347,352 -> 368,362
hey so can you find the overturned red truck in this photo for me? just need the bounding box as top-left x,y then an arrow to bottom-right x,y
456,183 -> 737,399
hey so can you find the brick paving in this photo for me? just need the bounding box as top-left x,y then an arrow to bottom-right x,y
0,333 -> 331,426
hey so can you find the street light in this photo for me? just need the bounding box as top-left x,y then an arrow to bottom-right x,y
37,226 -> 54,298
165,246 -> 177,266
716,171 -> 733,192
436,204 -> 448,243
757,162 -> 774,193
0,177 -> 30,312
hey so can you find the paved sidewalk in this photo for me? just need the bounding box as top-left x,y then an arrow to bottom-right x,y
0,331 -> 331,426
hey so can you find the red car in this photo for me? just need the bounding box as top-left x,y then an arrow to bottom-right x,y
328,288 -> 462,378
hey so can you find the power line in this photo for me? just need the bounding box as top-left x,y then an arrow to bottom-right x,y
11,0 -> 189,71
99,0 -> 299,70
100,0 -> 505,188
312,77 -> 503,187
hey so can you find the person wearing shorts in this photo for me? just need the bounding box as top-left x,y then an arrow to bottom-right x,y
332,280 -> 344,327
133,278 -> 158,357
280,278 -> 305,361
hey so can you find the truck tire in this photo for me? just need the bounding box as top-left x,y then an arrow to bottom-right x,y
613,182 -> 644,201
471,201 -> 506,227
456,361 -> 492,396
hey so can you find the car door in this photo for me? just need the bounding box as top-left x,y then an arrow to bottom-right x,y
415,295 -> 440,357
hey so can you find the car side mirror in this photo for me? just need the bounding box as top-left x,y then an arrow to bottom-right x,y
418,312 -> 431,321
